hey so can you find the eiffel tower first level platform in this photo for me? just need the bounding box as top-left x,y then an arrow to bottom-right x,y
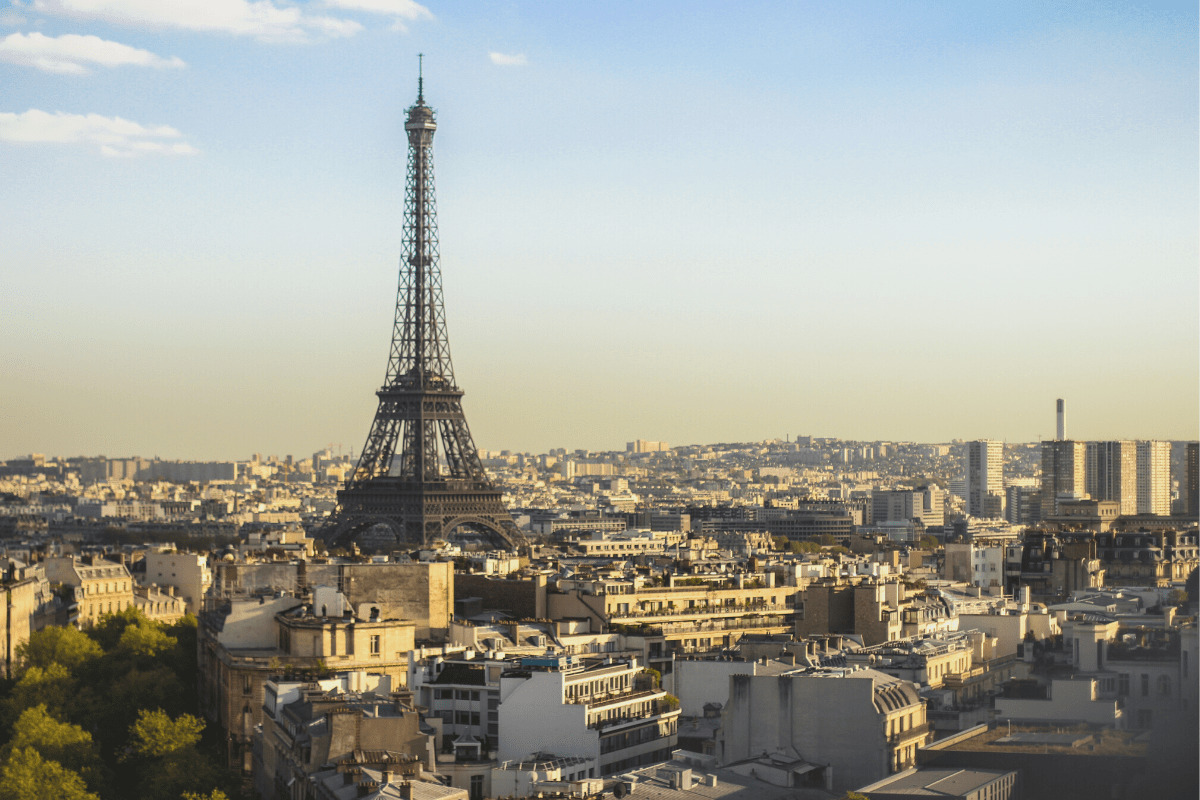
319,64 -> 524,553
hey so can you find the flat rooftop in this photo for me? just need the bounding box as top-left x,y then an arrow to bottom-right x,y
931,724 -> 1146,757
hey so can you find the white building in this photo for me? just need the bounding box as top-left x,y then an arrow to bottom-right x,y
717,666 -> 930,793
1135,440 -> 1171,515
965,440 -> 1004,519
497,654 -> 679,776
140,550 -> 212,614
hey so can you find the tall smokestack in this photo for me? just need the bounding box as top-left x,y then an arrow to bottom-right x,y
1056,398 -> 1065,441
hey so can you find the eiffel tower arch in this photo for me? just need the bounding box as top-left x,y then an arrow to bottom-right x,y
320,65 -> 524,553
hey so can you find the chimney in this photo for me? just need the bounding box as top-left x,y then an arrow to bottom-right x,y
1056,398 -> 1065,441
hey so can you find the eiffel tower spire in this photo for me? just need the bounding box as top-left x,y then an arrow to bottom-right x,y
321,69 -> 523,551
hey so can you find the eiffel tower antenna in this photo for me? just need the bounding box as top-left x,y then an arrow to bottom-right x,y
417,52 -> 424,103
320,69 -> 523,552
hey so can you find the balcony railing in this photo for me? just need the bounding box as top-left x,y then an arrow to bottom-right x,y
889,722 -> 930,744
570,688 -> 661,708
607,603 -> 793,622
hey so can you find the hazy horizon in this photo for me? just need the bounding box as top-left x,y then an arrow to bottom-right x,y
3,2 -> 1197,462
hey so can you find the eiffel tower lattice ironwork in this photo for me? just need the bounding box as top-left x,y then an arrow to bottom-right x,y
322,69 -> 523,552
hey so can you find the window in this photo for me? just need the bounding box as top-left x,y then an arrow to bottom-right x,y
369,635 -> 381,656
1141,674 -> 1149,697
469,775 -> 484,800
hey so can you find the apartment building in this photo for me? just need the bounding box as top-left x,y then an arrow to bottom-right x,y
198,588 -> 416,772
718,667 -> 931,793
497,654 -> 679,776
548,572 -> 798,672
44,555 -> 135,627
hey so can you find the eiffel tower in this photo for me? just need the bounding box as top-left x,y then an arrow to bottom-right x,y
322,65 -> 524,552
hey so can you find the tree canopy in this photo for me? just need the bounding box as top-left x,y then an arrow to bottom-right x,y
0,609 -> 237,800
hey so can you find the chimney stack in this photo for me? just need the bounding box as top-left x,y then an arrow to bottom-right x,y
1056,398 -> 1065,441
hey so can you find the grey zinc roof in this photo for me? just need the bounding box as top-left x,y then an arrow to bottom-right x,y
856,766 -> 1014,797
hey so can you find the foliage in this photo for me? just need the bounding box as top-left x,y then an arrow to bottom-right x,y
660,694 -> 680,711
15,626 -> 102,673
919,535 -> 940,549
1167,588 -> 1188,607
1,663 -> 76,728
641,667 -> 661,688
127,710 -> 204,760
0,613 -> 233,800
0,747 -> 99,800
5,704 -> 94,769
86,607 -> 146,652
840,793 -> 870,800
2,705 -> 107,794
182,792 -> 230,800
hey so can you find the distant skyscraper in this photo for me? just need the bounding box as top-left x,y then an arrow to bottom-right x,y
1186,442 -> 1199,518
1135,440 -> 1171,516
1085,440 -> 1138,515
1040,440 -> 1086,517
1056,398 -> 1066,441
966,440 -> 1004,518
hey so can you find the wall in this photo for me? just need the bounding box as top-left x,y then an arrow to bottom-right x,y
719,672 -> 893,792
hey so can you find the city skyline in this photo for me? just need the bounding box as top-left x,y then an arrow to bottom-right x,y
3,2 -> 1197,461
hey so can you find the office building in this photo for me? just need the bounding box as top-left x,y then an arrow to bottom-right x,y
965,440 -> 1004,519
1040,440 -> 1086,518
1136,440 -> 1170,516
1086,441 -> 1138,515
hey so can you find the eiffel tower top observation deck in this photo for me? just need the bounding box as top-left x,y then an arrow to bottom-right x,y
321,65 -> 524,551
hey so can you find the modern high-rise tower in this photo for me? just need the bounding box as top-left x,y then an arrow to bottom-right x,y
965,440 -> 1004,518
1040,440 -> 1086,518
1085,440 -> 1137,515
321,71 -> 523,551
1135,440 -> 1171,516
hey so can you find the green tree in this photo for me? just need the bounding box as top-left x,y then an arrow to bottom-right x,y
1,664 -> 76,728
0,747 -> 99,800
6,704 -> 94,768
3,705 -> 107,794
1167,588 -> 1188,607
127,709 -> 204,759
115,622 -> 175,662
919,535 -> 940,550
86,607 -> 147,651
182,792 -> 230,800
16,626 -> 102,673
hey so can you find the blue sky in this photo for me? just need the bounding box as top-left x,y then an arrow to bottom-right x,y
2,1 -> 1196,460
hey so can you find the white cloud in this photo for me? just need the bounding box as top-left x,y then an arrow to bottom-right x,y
0,32 -> 185,74
33,0 -> 363,43
0,109 -> 198,157
324,0 -> 432,32
489,51 -> 527,66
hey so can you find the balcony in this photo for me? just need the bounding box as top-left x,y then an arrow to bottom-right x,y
608,602 -> 793,623
572,688 -> 661,709
889,722 -> 930,744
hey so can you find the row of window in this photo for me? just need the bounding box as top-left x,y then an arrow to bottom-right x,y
86,581 -> 128,594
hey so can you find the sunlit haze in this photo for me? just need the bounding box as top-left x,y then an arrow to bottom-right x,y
2,1 -> 1197,460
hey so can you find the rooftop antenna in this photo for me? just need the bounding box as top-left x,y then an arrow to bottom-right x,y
417,52 -> 424,103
